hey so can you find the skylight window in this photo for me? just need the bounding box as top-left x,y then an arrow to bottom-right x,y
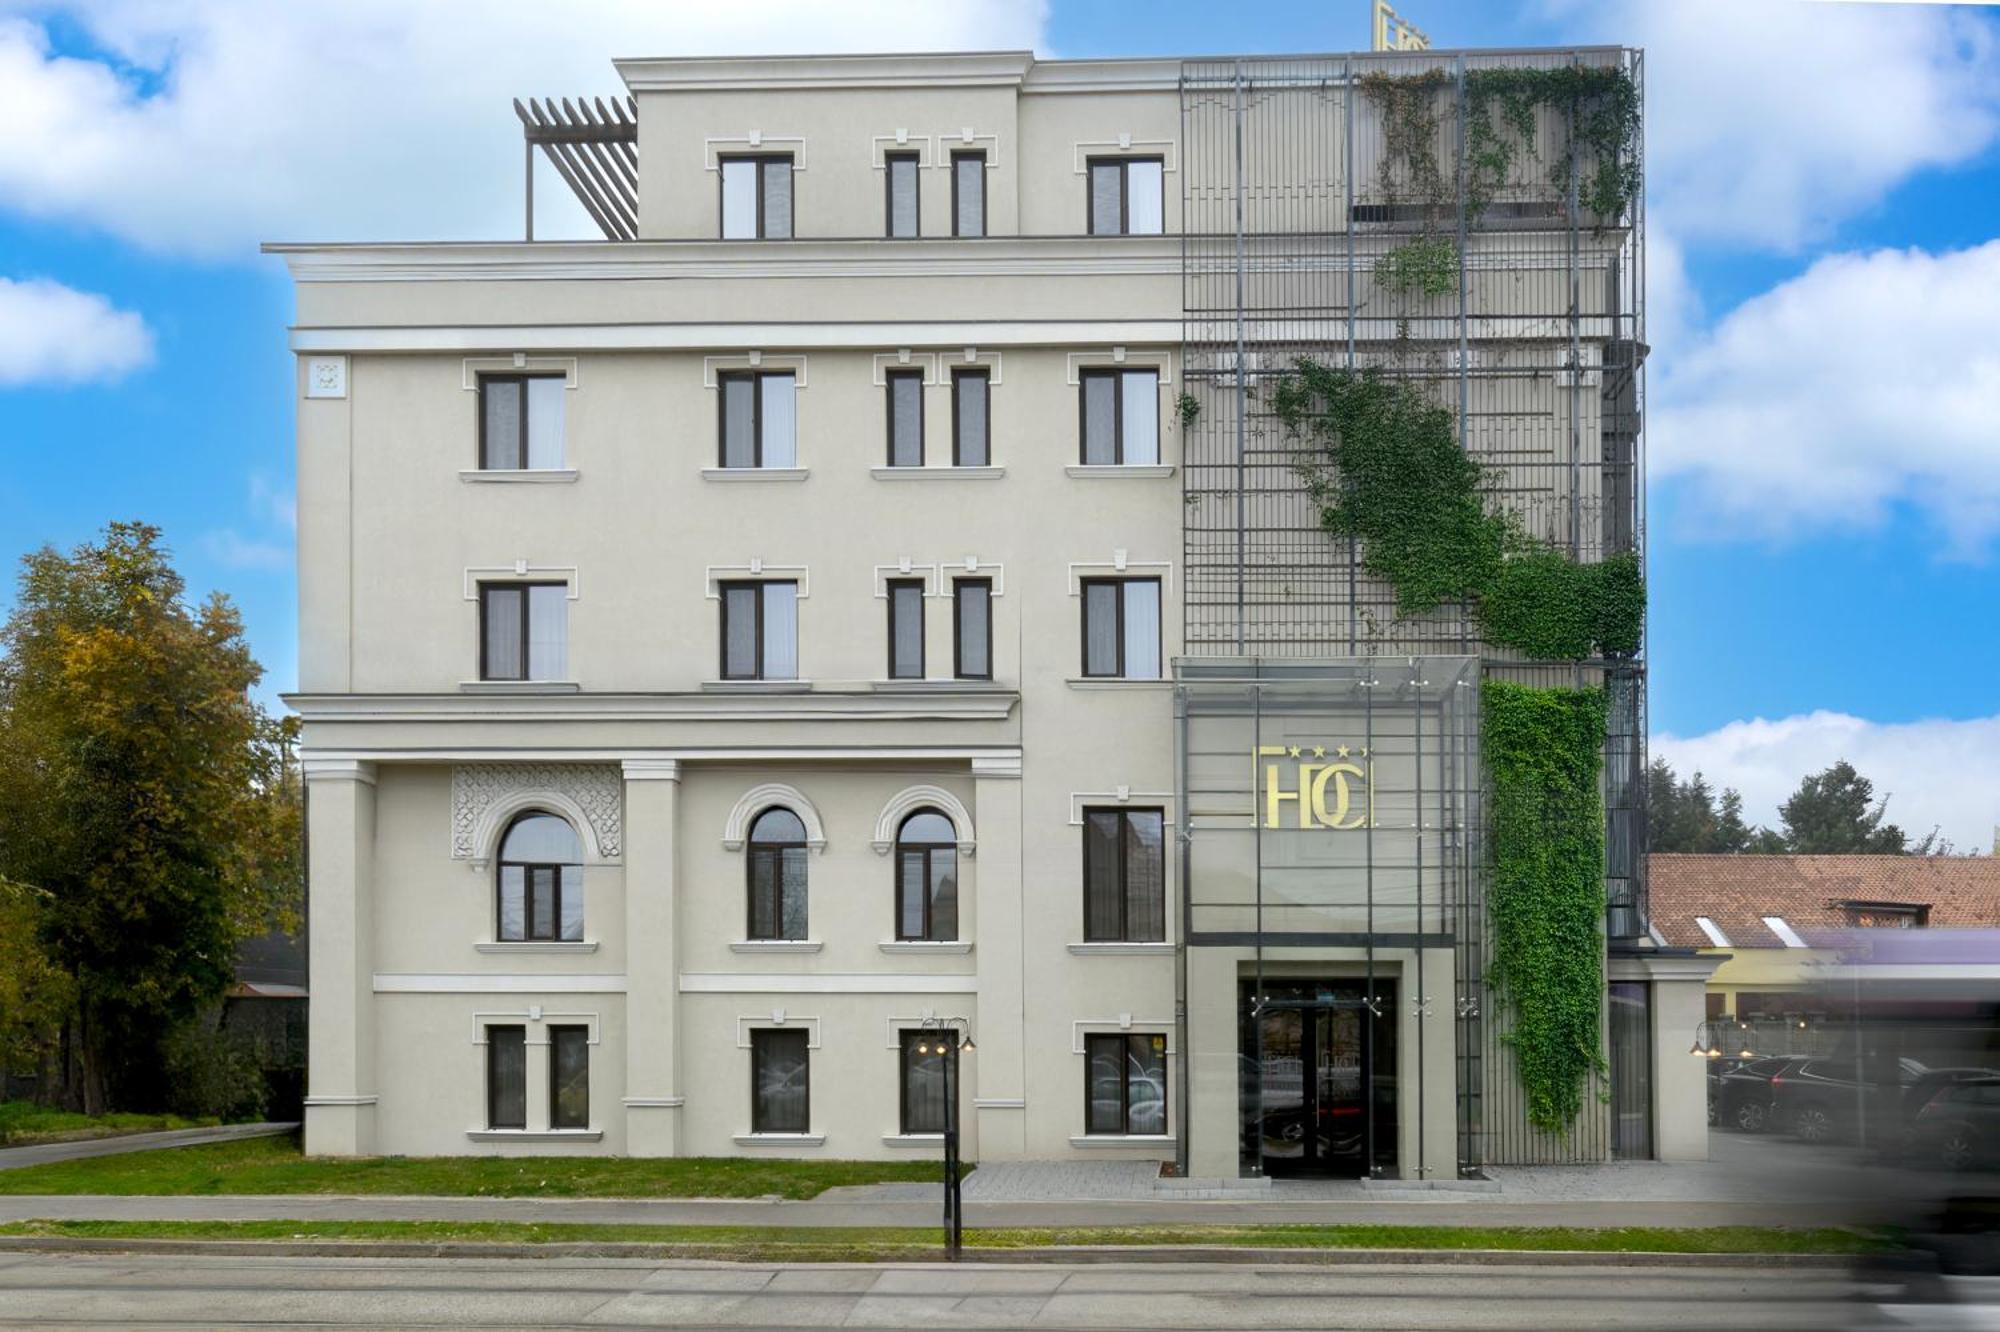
1762,915 -> 1809,949
1693,916 -> 1731,948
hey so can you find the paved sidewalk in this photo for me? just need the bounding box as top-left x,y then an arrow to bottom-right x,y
0,1122 -> 296,1172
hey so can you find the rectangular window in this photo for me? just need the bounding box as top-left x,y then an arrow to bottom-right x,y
953,578 -> 991,680
486,1025 -> 526,1130
899,1030 -> 950,1134
885,370 -> 924,467
952,151 -> 986,237
747,836 -> 808,942
750,1029 -> 810,1134
1079,368 -> 1159,465
479,582 -> 567,682
887,578 -> 925,680
720,580 -> 799,681
951,369 -> 989,466
720,155 -> 792,239
478,374 -> 565,469
549,1025 -> 589,1130
1080,577 -> 1161,679
1088,157 -> 1164,236
497,862 -> 582,943
718,371 -> 797,469
885,151 -> 920,238
896,840 -> 958,942
1083,808 -> 1165,943
1084,1032 -> 1167,1135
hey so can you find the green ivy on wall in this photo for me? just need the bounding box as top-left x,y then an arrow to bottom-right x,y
1482,680 -> 1609,1133
1271,359 -> 1644,660
1464,65 -> 1642,225
1376,235 -> 1459,299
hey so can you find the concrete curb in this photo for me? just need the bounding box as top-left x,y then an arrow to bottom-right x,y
0,1234 -> 1872,1269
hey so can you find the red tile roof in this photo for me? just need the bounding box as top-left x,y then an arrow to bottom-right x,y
1649,854 -> 2000,950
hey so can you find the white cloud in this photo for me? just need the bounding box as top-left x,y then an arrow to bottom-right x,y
1653,711 -> 2000,855
1566,0 -> 2000,250
0,275 -> 152,386
199,528 -> 291,573
0,1 -> 1049,258
1651,240 -> 2000,552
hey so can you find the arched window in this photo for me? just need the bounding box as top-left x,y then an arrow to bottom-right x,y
497,811 -> 583,942
894,809 -> 958,942
746,807 -> 809,941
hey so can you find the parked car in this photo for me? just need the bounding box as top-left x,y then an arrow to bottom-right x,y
1908,1077 -> 2000,1171
1709,1056 -> 1792,1133
1770,1056 -> 1926,1144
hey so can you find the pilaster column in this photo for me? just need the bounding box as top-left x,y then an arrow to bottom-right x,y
302,759 -> 378,1155
970,755 -> 1026,1158
622,758 -> 682,1156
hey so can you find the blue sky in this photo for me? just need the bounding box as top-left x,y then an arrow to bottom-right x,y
1,1 -> 1997,846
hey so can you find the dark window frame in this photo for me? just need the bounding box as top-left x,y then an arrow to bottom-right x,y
884,150 -> 921,238
1083,1032 -> 1168,1136
951,150 -> 987,237
886,578 -> 926,680
950,367 -> 990,466
548,1024 -> 590,1130
893,810 -> 958,942
716,370 -> 796,468
750,1028 -> 811,1134
719,153 -> 794,240
718,579 -> 798,681
1079,576 -> 1161,679
952,577 -> 993,681
884,368 -> 925,467
898,1029 -> 950,1134
476,373 -> 565,470
486,1024 -> 527,1130
1082,806 -> 1166,943
495,810 -> 582,943
745,807 -> 809,942
1078,367 -> 1159,465
478,580 -> 565,682
1086,155 -> 1165,235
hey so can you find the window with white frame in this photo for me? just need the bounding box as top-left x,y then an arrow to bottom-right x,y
718,372 -> 797,468
721,155 -> 793,239
1080,368 -> 1159,465
477,374 -> 565,469
1085,1033 -> 1167,1134
720,580 -> 799,681
479,582 -> 567,681
1087,157 -> 1163,235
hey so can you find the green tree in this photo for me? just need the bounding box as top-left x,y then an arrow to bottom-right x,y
0,523 -> 299,1112
1646,759 -> 1762,853
1777,760 -> 1911,854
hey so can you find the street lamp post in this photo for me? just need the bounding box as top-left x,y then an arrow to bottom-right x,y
915,1016 -> 974,1259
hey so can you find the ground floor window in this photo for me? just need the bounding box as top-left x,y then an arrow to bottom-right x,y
899,1030 -> 950,1133
486,1025 -> 526,1129
1085,1032 -> 1167,1135
549,1025 -> 590,1130
751,1029 -> 810,1133
1608,981 -> 1653,1160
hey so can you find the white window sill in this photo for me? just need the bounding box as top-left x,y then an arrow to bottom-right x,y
869,466 -> 1005,481
882,1133 -> 945,1147
475,941 -> 599,955
1065,677 -> 1169,689
868,679 -> 1001,692
702,467 -> 809,483
1067,942 -> 1175,956
459,469 -> 578,484
1065,464 -> 1173,479
700,679 -> 812,693
466,1129 -> 603,1143
879,940 -> 973,955
458,680 -> 581,694
1070,1134 -> 1174,1148
730,940 -> 823,954
733,1132 -> 825,1147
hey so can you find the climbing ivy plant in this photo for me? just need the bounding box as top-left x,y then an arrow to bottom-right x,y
1464,65 -> 1642,226
1482,679 -> 1610,1133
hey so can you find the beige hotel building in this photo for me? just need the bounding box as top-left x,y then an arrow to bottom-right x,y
275,47 -> 1712,1180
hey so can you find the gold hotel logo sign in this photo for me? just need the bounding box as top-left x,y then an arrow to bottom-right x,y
1255,745 -> 1374,830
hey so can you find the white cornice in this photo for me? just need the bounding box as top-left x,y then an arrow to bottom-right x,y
284,689 -> 1019,723
1023,58 -> 1183,94
616,50 -> 1035,93
288,321 -> 1183,355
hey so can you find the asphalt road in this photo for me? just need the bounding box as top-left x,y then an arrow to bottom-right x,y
0,1249 -> 1909,1330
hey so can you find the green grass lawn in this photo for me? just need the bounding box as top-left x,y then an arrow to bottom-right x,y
0,1101 -> 216,1148
0,1132 -> 954,1200
0,1218 -> 1899,1260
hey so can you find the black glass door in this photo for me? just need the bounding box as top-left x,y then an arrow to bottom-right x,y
1241,980 -> 1397,1178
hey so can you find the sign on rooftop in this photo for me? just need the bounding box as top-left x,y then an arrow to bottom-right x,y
1372,1 -> 1431,51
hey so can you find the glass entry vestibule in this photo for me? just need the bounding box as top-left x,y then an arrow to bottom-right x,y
1239,979 -> 1398,1178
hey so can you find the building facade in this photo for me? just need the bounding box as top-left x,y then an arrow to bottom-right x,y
280,48 -> 1705,1178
